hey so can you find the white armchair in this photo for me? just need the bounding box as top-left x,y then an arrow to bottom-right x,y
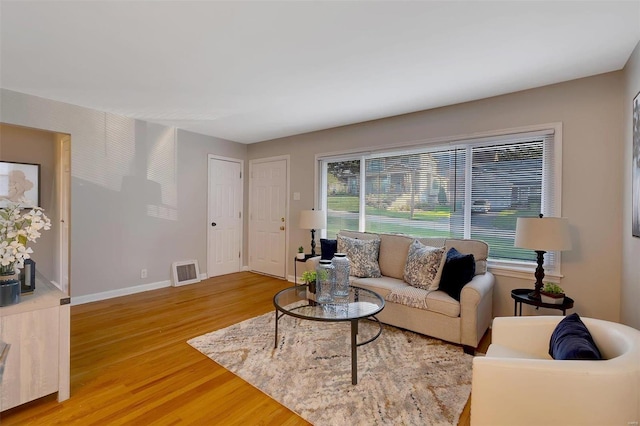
471,316 -> 640,426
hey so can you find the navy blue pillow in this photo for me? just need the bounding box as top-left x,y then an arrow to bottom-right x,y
549,313 -> 602,360
439,248 -> 475,301
320,239 -> 337,260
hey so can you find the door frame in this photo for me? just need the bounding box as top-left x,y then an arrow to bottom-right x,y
207,154 -> 244,278
248,155 -> 290,277
56,133 -> 71,294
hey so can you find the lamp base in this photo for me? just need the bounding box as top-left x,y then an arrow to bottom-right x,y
310,229 -> 317,257
528,249 -> 547,301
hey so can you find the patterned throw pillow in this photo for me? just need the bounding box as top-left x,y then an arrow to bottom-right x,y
337,235 -> 381,278
403,240 -> 446,291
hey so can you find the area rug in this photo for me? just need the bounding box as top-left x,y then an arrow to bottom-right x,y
187,310 -> 473,425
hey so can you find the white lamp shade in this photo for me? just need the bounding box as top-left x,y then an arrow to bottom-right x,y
299,210 -> 326,230
514,217 -> 572,251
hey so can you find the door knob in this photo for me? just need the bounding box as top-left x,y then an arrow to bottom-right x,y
280,226 -> 285,230
211,222 -> 217,227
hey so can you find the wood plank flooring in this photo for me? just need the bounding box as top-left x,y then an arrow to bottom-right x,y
0,272 -> 489,425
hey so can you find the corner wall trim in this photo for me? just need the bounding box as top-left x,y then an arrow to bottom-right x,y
71,280 -> 171,306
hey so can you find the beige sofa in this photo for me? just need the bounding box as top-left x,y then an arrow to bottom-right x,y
307,230 -> 494,352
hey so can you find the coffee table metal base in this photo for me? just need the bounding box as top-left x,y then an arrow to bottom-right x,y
274,305 -> 382,385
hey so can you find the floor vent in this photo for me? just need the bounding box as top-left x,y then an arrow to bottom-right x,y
171,260 -> 201,287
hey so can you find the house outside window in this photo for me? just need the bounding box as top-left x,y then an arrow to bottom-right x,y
319,125 -> 561,273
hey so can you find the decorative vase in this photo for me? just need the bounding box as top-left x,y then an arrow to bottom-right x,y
540,292 -> 565,305
331,253 -> 350,297
0,270 -> 20,307
315,260 -> 335,303
296,253 -> 306,260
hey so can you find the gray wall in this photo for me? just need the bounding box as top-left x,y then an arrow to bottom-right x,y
249,71 -> 625,321
0,89 -> 246,298
622,40 -> 640,330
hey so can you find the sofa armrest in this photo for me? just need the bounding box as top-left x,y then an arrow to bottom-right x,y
304,256 -> 321,272
459,272 -> 494,348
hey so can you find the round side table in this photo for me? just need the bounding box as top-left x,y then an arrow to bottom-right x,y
511,288 -> 574,316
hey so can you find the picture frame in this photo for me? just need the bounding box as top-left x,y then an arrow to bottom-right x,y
633,90 -> 640,238
0,161 -> 40,208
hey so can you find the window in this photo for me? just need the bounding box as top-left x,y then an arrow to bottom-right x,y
319,126 -> 561,273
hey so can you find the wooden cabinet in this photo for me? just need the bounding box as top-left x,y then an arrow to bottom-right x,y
0,282 -> 70,411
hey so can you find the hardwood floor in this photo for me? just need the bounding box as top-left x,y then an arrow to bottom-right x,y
0,272 -> 489,425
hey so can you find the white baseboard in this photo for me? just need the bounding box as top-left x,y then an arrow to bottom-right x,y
71,280 -> 171,305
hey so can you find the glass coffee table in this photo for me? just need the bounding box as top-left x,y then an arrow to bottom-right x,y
273,285 -> 385,385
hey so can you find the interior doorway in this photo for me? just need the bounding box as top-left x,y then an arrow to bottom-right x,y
248,156 -> 289,278
0,124 -> 71,296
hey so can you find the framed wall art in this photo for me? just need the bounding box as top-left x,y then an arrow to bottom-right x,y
633,90 -> 640,237
0,161 -> 40,208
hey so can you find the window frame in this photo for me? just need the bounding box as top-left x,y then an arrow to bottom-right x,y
314,123 -> 563,279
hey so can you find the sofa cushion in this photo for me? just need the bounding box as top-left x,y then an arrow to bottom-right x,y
385,287 -> 460,317
378,233 -> 413,280
549,313 -> 602,360
320,238 -> 337,260
403,240 -> 446,290
351,276 -> 407,299
426,290 -> 462,317
337,235 -> 381,278
385,285 -> 429,310
445,239 -> 488,275
439,248 -> 476,301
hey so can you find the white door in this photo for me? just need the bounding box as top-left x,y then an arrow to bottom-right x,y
249,158 -> 288,278
208,156 -> 243,277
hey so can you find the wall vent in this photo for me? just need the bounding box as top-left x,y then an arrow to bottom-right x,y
171,260 -> 201,287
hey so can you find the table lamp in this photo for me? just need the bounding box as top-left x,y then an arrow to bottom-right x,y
514,214 -> 572,299
299,209 -> 326,257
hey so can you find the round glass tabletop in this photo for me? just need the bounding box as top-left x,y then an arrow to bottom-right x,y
273,285 -> 385,322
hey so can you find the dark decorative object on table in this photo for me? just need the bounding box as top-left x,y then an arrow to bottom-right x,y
20,258 -> 36,294
0,270 -> 20,307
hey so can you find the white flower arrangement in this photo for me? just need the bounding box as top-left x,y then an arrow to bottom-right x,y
0,198 -> 51,275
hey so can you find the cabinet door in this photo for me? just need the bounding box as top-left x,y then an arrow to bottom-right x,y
1,306 -> 59,411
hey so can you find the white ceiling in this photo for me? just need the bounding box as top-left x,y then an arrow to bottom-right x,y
1,1 -> 639,144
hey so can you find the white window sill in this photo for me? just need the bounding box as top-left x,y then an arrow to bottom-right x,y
487,260 -> 564,283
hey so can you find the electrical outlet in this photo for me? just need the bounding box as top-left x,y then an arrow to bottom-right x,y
141,269 -> 147,279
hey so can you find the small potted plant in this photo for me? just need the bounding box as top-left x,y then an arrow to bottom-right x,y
540,282 -> 565,305
296,246 -> 306,260
301,270 -> 316,293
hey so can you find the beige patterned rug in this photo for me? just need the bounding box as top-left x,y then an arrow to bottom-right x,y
188,310 -> 473,425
